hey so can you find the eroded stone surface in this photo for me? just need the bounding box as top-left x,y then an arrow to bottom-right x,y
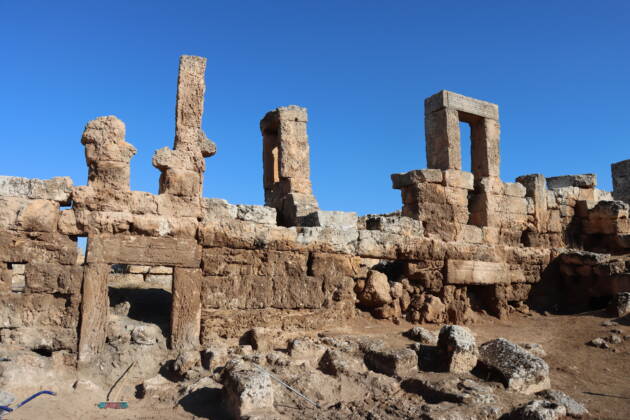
479,338 -> 550,394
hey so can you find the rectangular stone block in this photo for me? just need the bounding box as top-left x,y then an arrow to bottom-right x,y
302,210 -> 358,230
402,183 -> 447,205
296,226 -> 358,254
546,174 -> 596,189
78,263 -> 109,363
391,169 -> 443,189
87,234 -> 201,267
425,90 -> 499,120
108,273 -> 144,284
0,176 -> 72,204
149,265 -> 173,274
171,267 -> 201,350
129,265 -> 151,274
0,197 -> 29,230
425,108 -> 462,170
456,225 -> 483,244
25,263 -> 82,293
201,274 -> 331,310
198,218 -> 299,251
365,215 -> 424,236
446,260 -> 508,285
503,182 -> 527,197
145,274 -> 172,288
202,198 -> 237,220
236,204 -> 277,225
444,186 -> 470,207
470,118 -> 500,179
442,170 -> 474,190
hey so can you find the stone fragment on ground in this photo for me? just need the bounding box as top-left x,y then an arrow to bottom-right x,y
478,338 -> 550,394
173,350 -> 201,379
287,338 -> 326,366
111,301 -> 131,316
588,337 -> 609,349
141,375 -> 173,401
202,343 -> 229,371
608,334 -> 623,344
364,347 -> 418,378
319,349 -> 366,376
402,375 -> 495,405
265,351 -> 291,367
536,389 -> 589,418
404,326 -> 438,345
519,343 -> 547,358
437,325 -> 478,373
131,325 -> 162,345
510,399 -> 567,420
221,359 -> 277,419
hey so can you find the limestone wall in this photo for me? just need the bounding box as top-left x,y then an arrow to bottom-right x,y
0,57 -> 628,368
0,176 -> 80,359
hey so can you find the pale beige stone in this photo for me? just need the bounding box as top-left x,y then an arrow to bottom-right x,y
446,260 -> 508,285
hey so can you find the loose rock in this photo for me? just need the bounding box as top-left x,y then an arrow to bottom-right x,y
221,360 -> 277,419
437,325 -> 478,373
364,347 -> 418,378
536,389 -> 589,418
510,399 -> 566,420
358,270 -> 392,308
479,338 -> 550,394
404,326 -> 438,345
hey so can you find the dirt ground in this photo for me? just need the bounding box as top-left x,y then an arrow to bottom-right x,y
4,310 -> 630,420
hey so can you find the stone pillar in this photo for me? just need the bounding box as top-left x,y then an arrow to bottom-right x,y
612,159 -> 630,204
470,117 -> 500,179
81,116 -> 136,192
153,55 -> 216,198
424,90 -> 500,181
170,267 -> 201,351
516,174 -> 548,231
78,263 -> 110,363
260,106 -> 318,226
425,108 -> 461,170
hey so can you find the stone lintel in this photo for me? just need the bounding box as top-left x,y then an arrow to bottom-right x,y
86,234 -> 200,267
446,259 -> 509,285
425,90 -> 499,120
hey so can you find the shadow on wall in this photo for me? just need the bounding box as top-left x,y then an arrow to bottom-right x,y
108,287 -> 172,336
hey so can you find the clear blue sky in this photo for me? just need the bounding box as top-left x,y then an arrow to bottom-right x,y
1,1 -> 628,215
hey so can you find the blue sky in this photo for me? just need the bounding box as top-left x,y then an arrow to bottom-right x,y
1,1 -> 628,215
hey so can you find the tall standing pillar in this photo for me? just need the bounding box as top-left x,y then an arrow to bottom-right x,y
153,55 -> 216,198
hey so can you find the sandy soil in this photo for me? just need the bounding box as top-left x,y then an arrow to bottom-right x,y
4,310 -> 630,419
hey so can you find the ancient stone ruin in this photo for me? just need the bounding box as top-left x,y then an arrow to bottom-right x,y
0,55 -> 628,418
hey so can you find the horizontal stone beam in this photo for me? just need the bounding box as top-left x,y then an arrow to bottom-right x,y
424,90 -> 499,120
446,259 -> 509,285
0,176 -> 72,204
86,234 -> 201,267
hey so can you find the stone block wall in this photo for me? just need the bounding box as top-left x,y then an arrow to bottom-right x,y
0,59 -> 628,370
0,176 -> 80,358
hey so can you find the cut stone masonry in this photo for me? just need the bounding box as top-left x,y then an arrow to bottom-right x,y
0,56 -> 628,370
